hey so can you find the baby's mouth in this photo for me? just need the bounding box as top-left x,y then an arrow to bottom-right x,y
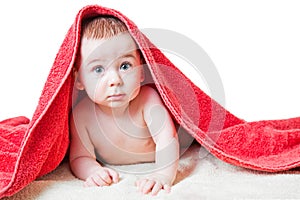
107,94 -> 126,101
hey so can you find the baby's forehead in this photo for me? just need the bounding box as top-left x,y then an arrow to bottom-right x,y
82,32 -> 137,49
80,33 -> 140,64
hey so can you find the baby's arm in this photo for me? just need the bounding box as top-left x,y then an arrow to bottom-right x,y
136,87 -> 179,195
69,111 -> 119,187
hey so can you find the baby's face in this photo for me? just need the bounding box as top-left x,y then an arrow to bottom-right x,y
77,33 -> 144,108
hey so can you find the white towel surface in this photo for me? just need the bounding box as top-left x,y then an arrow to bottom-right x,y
4,143 -> 300,200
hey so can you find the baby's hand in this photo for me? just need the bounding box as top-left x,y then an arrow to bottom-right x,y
84,167 -> 119,187
135,173 -> 172,196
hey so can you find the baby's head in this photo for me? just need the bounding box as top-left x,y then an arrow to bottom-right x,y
74,16 -> 129,69
74,16 -> 145,108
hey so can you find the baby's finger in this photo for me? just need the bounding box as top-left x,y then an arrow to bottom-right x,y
92,174 -> 110,186
107,168 -> 119,183
137,179 -> 147,193
163,184 -> 171,193
84,177 -> 97,187
142,180 -> 155,194
98,170 -> 113,185
151,182 -> 163,196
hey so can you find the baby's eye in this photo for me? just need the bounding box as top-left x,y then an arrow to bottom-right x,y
93,66 -> 104,74
120,62 -> 132,71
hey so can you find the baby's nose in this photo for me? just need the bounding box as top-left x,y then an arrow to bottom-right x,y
108,71 -> 123,87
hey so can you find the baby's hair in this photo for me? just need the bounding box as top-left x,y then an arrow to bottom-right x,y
81,16 -> 128,39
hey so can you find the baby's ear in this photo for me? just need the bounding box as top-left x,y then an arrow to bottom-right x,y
140,66 -> 145,83
74,71 -> 85,90
138,51 -> 146,83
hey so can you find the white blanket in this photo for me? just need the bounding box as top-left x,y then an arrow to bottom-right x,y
4,143 -> 300,200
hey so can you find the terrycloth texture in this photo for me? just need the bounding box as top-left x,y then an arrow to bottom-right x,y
3,144 -> 300,200
0,4 -> 300,198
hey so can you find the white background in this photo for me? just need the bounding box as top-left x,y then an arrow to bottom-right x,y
0,0 -> 299,121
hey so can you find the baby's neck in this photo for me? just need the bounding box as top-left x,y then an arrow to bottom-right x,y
96,103 -> 129,118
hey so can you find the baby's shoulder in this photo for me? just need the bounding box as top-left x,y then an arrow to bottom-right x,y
138,86 -> 163,105
139,85 -> 159,98
71,96 -> 93,117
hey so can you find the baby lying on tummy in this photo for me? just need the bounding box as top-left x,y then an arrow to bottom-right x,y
69,16 -> 179,196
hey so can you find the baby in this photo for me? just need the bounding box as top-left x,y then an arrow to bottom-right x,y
69,16 -> 179,195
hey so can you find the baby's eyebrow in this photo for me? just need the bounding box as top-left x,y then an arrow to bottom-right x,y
84,58 -> 105,68
119,52 -> 137,60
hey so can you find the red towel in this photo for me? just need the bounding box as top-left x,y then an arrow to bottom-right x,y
1,4 -> 300,198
